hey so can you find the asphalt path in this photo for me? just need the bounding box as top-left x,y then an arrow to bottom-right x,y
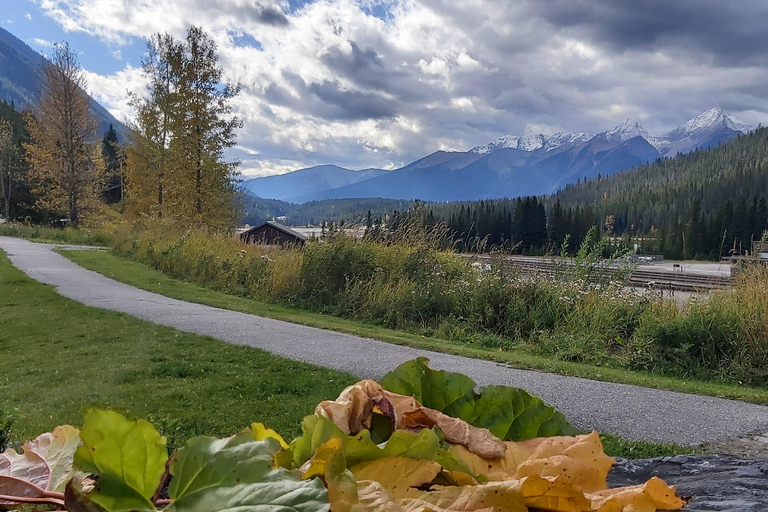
2,236 -> 768,446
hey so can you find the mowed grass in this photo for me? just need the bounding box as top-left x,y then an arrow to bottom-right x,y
1,246 -> 689,459
0,248 -> 357,449
62,248 -> 768,407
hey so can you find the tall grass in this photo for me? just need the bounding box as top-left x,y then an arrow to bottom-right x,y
0,222 -> 112,246
60,223 -> 768,388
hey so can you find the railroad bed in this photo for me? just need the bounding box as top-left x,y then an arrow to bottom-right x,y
466,255 -> 734,292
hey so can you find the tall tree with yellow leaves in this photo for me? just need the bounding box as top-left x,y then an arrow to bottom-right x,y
127,27 -> 241,230
25,43 -> 102,227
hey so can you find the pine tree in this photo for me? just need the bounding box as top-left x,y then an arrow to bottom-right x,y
101,124 -> 123,204
25,43 -> 103,227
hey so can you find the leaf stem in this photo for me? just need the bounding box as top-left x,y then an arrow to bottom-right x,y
0,493 -> 66,506
152,452 -> 175,504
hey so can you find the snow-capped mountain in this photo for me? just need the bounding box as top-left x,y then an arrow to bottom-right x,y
651,106 -> 751,155
471,134 -> 547,154
543,131 -> 591,152
598,119 -> 651,143
247,107 -> 753,203
471,132 -> 592,155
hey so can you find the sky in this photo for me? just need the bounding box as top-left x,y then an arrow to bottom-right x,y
3,0 -> 768,177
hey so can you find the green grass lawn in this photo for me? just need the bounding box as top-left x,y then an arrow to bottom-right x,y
0,248 -> 357,449
62,248 -> 768,407
0,246 -> 689,458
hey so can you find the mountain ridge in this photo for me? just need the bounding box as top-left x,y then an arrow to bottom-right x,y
256,107 -> 750,204
0,26 -> 127,137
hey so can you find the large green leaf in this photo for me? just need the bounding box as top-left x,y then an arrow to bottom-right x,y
291,416 -> 472,475
74,410 -> 167,512
381,357 -> 476,419
166,434 -> 327,512
380,359 -> 577,441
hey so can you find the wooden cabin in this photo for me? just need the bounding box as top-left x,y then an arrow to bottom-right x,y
240,221 -> 307,247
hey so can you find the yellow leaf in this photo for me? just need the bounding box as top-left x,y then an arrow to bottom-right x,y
251,422 -> 290,449
302,438 -> 344,481
513,432 -> 614,493
513,475 -> 593,512
448,438 -> 544,481
587,476 -> 688,512
398,480 -> 527,512
350,456 -> 442,499
356,480 -> 406,512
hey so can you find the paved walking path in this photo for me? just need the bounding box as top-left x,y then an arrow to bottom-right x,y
2,236 -> 768,446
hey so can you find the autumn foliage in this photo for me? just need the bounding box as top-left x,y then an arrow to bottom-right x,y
0,359 -> 687,512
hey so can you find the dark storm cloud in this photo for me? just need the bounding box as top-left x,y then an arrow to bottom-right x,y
238,2 -> 290,26
271,71 -> 399,122
321,40 -> 431,103
308,80 -> 399,121
530,0 -> 768,66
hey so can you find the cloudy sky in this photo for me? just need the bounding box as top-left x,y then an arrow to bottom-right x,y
4,0 -> 768,177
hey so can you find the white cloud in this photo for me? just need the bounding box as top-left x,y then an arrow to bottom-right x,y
26,13 -> 33,20
33,38 -> 54,47
84,64 -> 147,124
33,0 -> 768,175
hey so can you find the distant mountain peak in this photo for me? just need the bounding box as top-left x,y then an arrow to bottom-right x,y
678,106 -> 750,134
650,106 -> 752,154
602,119 -> 650,142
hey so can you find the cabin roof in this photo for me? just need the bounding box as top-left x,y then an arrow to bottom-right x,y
243,221 -> 308,241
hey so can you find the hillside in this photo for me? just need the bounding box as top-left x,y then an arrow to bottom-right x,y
0,26 -> 126,136
554,127 -> 768,258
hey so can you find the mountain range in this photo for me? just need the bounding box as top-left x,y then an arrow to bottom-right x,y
242,107 -> 750,203
0,26 -> 125,136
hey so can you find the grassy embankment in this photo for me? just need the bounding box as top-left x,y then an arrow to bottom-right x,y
0,246 -> 682,458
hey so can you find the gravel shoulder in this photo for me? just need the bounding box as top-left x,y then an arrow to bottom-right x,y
2,235 -> 768,447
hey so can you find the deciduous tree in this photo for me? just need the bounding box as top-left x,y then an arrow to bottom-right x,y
127,27 -> 241,230
25,43 -> 102,227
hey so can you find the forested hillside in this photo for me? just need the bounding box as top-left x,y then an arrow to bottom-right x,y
555,127 -> 768,259
241,195 -> 412,226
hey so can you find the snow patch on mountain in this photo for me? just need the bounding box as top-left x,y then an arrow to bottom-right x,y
471,134 -> 547,154
543,131 -> 591,151
471,131 -> 591,155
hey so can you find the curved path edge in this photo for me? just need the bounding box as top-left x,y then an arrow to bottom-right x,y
2,236 -> 767,446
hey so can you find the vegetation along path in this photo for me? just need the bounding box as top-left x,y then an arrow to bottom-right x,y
3,235 -> 767,447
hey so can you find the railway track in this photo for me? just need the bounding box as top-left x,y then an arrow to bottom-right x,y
465,254 -> 734,292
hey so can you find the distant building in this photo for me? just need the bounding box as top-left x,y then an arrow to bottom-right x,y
240,221 -> 307,247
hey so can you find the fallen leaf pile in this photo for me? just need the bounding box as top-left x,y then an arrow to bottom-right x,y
303,375 -> 688,512
0,359 -> 689,512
